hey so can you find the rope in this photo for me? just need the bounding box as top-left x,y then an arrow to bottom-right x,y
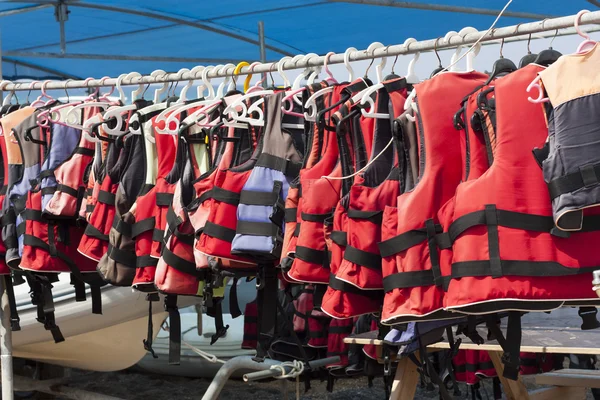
161,321 -> 226,365
270,359 -> 305,379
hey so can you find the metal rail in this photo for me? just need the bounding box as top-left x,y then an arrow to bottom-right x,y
2,9 -> 600,91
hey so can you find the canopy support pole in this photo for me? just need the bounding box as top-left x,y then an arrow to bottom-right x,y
0,276 -> 14,399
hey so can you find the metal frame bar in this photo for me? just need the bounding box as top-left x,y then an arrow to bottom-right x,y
9,3 -> 325,54
2,10 -> 600,91
3,0 -> 295,56
3,51 -> 245,64
0,4 -> 52,17
328,0 -> 555,19
2,57 -> 81,80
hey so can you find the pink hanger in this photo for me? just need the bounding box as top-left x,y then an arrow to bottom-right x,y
575,10 -> 596,54
527,10 -> 597,104
30,80 -> 54,108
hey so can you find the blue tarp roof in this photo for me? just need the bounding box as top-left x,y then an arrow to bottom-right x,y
0,1 -> 594,80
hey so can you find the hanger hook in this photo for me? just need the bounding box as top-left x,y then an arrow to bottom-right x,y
63,79 -> 73,102
27,80 -> 39,103
323,51 -> 336,81
527,33 -> 532,54
41,80 -> 52,99
99,76 -> 114,98
550,29 -> 559,48
499,38 -> 505,58
434,37 -> 442,67
575,10 -> 591,41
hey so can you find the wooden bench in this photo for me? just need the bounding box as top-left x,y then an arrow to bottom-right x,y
344,309 -> 600,400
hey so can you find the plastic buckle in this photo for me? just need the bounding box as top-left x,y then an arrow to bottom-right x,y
383,355 -> 391,376
210,324 -> 230,345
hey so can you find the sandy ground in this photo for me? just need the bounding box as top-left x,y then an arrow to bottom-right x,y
58,367 -> 598,400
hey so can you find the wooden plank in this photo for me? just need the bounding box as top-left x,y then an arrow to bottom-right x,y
389,354 -> 420,400
529,386 -> 586,400
488,350 -> 531,400
536,370 -> 600,388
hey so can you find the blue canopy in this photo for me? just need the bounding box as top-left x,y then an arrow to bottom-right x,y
0,1 -> 592,80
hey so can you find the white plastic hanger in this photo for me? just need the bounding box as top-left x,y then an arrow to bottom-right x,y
153,67 -> 194,134
303,52 -> 338,122
281,53 -> 321,117
277,56 -> 292,88
216,64 -> 236,98
160,66 -> 217,135
357,43 -> 392,119
349,42 -> 386,105
463,28 -> 481,71
81,114 -> 102,143
404,38 -> 420,84
101,71 -> 144,136
444,31 -> 462,71
60,77 -> 117,129
344,47 -> 357,82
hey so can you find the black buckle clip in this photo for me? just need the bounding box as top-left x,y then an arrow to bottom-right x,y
210,324 -> 230,345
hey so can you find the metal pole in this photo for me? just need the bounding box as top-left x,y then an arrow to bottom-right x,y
258,21 -> 267,83
201,356 -> 281,400
243,356 -> 340,381
258,21 -> 266,63
0,276 -> 14,400
3,10 -> 600,90
55,2 -> 68,55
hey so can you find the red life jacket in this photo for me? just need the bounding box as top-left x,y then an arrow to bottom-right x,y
380,71 -> 486,325
443,64 -> 600,314
154,130 -> 212,296
281,82 -> 336,265
326,317 -> 354,370
77,108 -> 137,261
131,115 -> 178,291
98,107 -> 160,286
452,350 -> 496,385
242,298 -> 258,350
520,352 -> 555,375
322,79 -> 407,319
287,80 -> 370,285
195,112 -> 265,268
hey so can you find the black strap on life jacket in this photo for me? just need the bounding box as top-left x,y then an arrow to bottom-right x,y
155,192 -> 174,206
130,217 -> 156,238
578,306 -> 600,330
439,204 -> 600,280
5,275 -> 20,331
547,163 -> 600,201
97,190 -> 116,205
164,294 -> 181,365
285,207 -> 297,223
485,312 -> 521,380
202,221 -> 236,243
23,232 -> 103,315
229,277 -> 242,319
254,263 -> 278,361
143,293 -> 159,359
27,274 -> 64,343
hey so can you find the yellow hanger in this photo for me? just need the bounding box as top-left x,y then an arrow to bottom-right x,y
233,61 -> 251,92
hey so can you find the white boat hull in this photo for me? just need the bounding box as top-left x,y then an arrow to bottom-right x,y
11,275 -> 199,371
